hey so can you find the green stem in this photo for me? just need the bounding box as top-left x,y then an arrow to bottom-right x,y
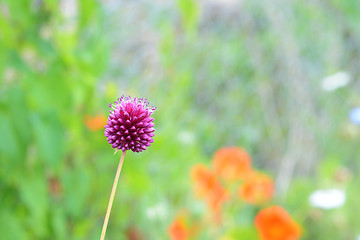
100,150 -> 126,240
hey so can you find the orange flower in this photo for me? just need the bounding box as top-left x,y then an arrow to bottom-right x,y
191,164 -> 228,212
213,147 -> 251,181
169,217 -> 188,240
84,114 -> 107,131
255,206 -> 302,240
239,171 -> 274,205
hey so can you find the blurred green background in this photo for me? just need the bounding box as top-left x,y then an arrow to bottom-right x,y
1,0 -> 360,239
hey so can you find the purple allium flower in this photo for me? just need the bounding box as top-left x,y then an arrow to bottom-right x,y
104,96 -> 156,152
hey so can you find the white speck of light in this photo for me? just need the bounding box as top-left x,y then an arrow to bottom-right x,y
349,108 -> 360,125
321,71 -> 350,91
59,0 -> 78,33
178,131 -> 195,144
208,0 -> 237,5
60,0 -> 77,19
309,188 -> 346,209
145,203 -> 168,220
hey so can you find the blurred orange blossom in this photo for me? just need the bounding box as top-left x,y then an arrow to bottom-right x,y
169,217 -> 189,240
213,147 -> 251,181
239,171 -> 274,205
84,114 -> 107,131
255,206 -> 302,240
191,164 -> 228,212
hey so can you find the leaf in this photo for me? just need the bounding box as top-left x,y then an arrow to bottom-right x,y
63,167 -> 91,218
7,86 -> 31,145
227,226 -> 260,240
51,207 -> 68,240
19,174 -> 49,237
0,111 -> 20,159
0,209 -> 26,240
78,0 -> 97,28
31,113 -> 65,169
177,0 -> 200,36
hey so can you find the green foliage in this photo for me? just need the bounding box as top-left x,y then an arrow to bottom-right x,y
1,0 -> 360,239
177,0 -> 200,37
0,0 -> 110,239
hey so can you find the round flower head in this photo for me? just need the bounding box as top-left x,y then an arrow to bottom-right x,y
104,96 -> 156,152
